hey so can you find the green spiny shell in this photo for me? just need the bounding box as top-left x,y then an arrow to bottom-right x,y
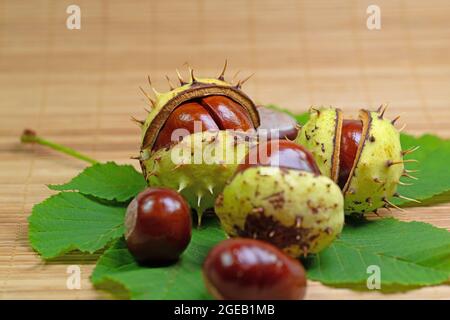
296,107 -> 404,214
344,110 -> 403,214
142,130 -> 254,224
295,107 -> 342,181
137,73 -> 260,224
215,166 -> 344,257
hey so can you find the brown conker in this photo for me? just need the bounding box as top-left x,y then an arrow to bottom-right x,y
236,139 -> 321,175
296,106 -> 406,214
125,187 -> 192,264
201,95 -> 254,131
337,119 -> 363,189
153,95 -> 254,151
203,238 -> 307,300
152,101 -> 220,151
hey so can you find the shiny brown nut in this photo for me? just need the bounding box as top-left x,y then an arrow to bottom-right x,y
337,119 -> 363,188
236,139 -> 321,175
153,96 -> 254,151
125,187 -> 192,264
203,238 -> 307,300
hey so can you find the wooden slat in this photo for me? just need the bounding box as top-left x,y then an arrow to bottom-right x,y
1,0 -> 449,299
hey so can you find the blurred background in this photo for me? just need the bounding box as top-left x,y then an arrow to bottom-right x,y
1,0 -> 449,299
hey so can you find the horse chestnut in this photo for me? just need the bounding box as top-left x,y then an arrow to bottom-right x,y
236,139 -> 320,175
337,119 -> 363,188
296,106 -> 411,214
138,69 -> 260,223
153,95 -> 254,151
203,238 -> 307,300
215,139 -> 344,257
152,101 -> 220,151
125,187 -> 192,264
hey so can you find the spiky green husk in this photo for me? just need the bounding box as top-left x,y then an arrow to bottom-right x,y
296,107 -> 405,215
344,110 -> 403,214
136,70 -> 260,225
142,131 -> 254,224
215,166 -> 344,257
295,107 -> 342,181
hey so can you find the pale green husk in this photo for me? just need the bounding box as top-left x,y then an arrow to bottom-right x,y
143,131 -> 254,224
215,166 -> 344,257
296,107 -> 404,215
295,107 -> 341,181
344,110 -> 403,214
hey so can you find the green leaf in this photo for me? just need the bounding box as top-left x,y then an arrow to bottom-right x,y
93,217 -> 450,298
49,162 -> 147,202
29,192 -> 126,259
91,219 -> 226,300
307,218 -> 450,289
395,134 -> 450,205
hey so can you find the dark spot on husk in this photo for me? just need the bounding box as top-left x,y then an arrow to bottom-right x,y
307,200 -> 319,214
254,184 -> 261,197
308,234 -> 320,242
305,131 -> 311,140
235,212 -> 313,251
263,191 -> 285,210
215,193 -> 224,207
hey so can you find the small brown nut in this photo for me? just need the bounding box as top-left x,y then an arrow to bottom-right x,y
125,187 -> 192,264
203,238 -> 307,300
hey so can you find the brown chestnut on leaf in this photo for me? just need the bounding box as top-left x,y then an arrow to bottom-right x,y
203,238 -> 307,300
125,187 -> 192,264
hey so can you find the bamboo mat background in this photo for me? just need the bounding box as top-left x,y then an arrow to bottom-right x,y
1,0 -> 449,299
